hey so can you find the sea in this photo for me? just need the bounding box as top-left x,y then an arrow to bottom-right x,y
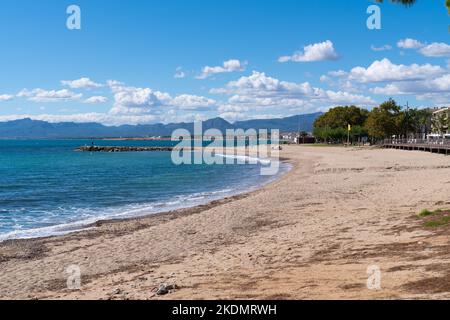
0,140 -> 289,241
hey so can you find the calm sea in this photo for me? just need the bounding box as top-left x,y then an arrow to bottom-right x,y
0,140 -> 288,241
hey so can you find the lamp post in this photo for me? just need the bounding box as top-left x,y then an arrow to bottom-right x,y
405,102 -> 410,141
347,124 -> 351,146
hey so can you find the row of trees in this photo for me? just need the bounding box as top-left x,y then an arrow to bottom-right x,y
313,99 -> 433,143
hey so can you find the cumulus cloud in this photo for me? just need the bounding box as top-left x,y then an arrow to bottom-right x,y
349,58 -> 444,83
106,80 -> 125,91
107,81 -> 215,115
212,71 -> 375,115
170,94 -> 216,110
109,86 -> 169,115
61,77 -> 102,89
0,94 -> 14,102
17,88 -> 82,102
84,96 -> 108,104
397,38 -> 425,49
321,70 -> 348,83
397,39 -> 450,57
160,111 -> 208,124
214,71 -> 322,97
197,59 -> 247,79
419,42 -> 450,57
327,70 -> 348,78
371,74 -> 450,96
278,40 -> 339,63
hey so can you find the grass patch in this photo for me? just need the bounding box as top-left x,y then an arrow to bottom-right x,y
419,209 -> 434,217
419,209 -> 444,217
424,220 -> 446,228
419,209 -> 450,228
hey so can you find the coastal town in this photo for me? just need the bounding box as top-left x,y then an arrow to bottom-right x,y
282,106 -> 450,147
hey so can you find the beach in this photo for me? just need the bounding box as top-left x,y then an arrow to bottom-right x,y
1,145 -> 450,300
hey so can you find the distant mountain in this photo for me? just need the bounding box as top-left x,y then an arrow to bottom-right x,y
0,113 -> 322,139
234,113 -> 321,132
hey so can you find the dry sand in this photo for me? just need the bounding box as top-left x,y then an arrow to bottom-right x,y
1,145 -> 450,300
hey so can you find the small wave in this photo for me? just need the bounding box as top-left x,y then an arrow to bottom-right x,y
215,153 -> 272,166
0,163 -> 292,242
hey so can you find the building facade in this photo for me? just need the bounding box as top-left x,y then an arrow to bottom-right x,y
431,107 -> 450,135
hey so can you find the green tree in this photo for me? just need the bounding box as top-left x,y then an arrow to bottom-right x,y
313,106 -> 370,143
314,106 -> 369,129
364,99 -> 402,139
376,0 -> 417,6
349,125 -> 368,140
376,0 -> 449,13
313,126 -> 348,143
404,108 -> 433,136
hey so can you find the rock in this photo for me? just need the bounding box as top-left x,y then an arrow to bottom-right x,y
75,146 -> 182,153
156,283 -> 177,296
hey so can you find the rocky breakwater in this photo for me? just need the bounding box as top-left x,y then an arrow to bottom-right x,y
76,146 -> 180,152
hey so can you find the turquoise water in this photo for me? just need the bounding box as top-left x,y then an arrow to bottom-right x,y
0,140 -> 287,241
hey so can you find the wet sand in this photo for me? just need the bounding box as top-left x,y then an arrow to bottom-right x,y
1,145 -> 450,300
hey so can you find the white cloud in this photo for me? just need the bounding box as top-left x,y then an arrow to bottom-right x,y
17,89 -> 33,98
328,70 -> 348,77
218,104 -> 249,113
106,80 -> 125,91
324,90 -> 374,105
218,112 -> 247,122
174,66 -> 187,79
160,111 -> 208,124
320,75 -> 330,83
419,42 -> 450,57
278,40 -> 339,63
17,88 -> 83,102
215,71 -> 322,97
107,82 -> 215,115
372,73 -> 450,95
84,96 -> 108,104
0,113 -> 158,126
212,71 -> 375,114
371,44 -> 392,52
61,77 -> 102,89
170,94 -> 216,110
197,59 -> 247,79
109,86 -> 169,115
397,38 -> 425,49
397,39 -> 450,58
0,94 -> 14,101
174,71 -> 186,79
349,58 -> 444,83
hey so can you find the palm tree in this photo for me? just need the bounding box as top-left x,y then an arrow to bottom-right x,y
377,0 -> 417,5
376,0 -> 450,14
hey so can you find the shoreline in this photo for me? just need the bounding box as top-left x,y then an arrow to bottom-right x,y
0,156 -> 292,243
2,146 -> 450,299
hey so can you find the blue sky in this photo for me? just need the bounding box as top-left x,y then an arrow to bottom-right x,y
0,0 -> 449,125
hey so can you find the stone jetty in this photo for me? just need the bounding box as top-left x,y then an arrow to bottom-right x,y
76,146 -> 179,152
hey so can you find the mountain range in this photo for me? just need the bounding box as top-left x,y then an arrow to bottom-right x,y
0,113 -> 321,139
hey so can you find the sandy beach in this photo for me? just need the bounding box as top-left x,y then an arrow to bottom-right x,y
1,145 -> 450,300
